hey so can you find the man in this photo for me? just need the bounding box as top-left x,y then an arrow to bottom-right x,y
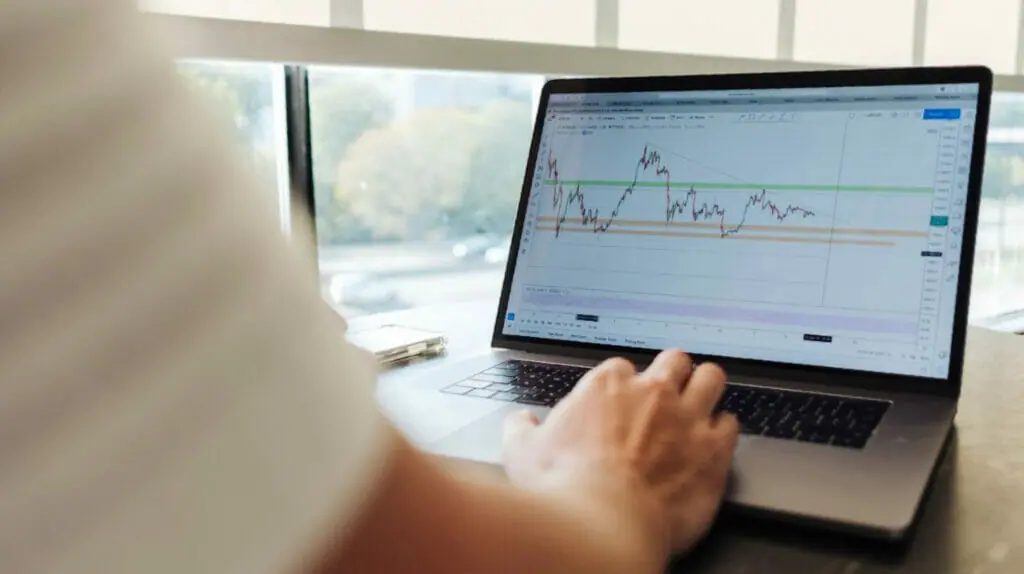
0,2 -> 739,573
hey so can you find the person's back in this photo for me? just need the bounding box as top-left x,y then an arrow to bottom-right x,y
0,3 -> 738,573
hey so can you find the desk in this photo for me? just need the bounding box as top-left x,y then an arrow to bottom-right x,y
352,301 -> 1024,573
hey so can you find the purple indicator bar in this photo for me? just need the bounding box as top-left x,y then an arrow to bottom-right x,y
522,291 -> 917,336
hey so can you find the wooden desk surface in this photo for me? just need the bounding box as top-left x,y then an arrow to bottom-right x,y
352,301 -> 1024,573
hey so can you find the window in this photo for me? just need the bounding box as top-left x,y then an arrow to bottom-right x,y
140,0 -> 330,26
794,0 -> 916,66
925,0 -> 1020,73
972,93 -> 1024,320
178,60 -> 291,226
619,0 -> 780,59
363,0 -> 596,46
308,66 -> 543,317
154,7 -> 1024,325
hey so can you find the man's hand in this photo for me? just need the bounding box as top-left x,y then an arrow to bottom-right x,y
502,350 -> 740,554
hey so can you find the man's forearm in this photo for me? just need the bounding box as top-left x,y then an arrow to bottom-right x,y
319,430 -> 667,574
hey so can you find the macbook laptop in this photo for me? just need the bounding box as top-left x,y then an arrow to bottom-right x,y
398,67 -> 991,539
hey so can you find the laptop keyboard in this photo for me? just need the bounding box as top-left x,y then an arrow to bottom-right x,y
441,360 -> 590,407
714,384 -> 890,449
441,360 -> 891,449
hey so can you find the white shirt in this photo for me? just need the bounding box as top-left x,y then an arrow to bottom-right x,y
0,3 -> 386,573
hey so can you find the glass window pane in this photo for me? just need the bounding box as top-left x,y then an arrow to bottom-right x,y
925,0 -> 1019,73
619,0 -> 780,59
973,93 -> 1024,321
178,60 -> 289,226
794,0 -> 915,66
309,67 -> 543,316
141,0 -> 329,26
364,0 -> 596,46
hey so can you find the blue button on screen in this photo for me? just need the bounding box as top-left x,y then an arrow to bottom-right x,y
507,312 -> 516,321
923,108 -> 962,120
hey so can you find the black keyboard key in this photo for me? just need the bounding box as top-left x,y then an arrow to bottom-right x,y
740,424 -> 760,436
775,395 -> 798,413
791,419 -> 808,435
761,392 -> 783,409
515,397 -> 547,406
510,379 -> 534,389
796,396 -> 818,413
737,404 -> 758,418
776,410 -> 794,426
847,423 -> 876,440
486,383 -> 515,392
764,411 -> 787,430
746,410 -> 769,429
858,410 -> 885,426
816,422 -> 839,438
816,398 -> 841,415
534,389 -> 557,400
714,385 -> 889,449
834,402 -> 857,420
765,424 -> 799,440
715,390 -> 735,410
800,431 -> 832,445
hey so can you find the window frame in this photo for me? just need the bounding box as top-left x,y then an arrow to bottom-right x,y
148,10 -> 1024,328
148,13 -> 1024,89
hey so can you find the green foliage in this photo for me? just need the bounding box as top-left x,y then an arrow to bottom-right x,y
178,63 -> 277,184
335,108 -> 477,241
329,99 -> 533,243
179,63 -> 272,134
310,80 -> 395,244
458,100 -> 534,237
180,67 -> 246,129
179,64 -> 535,245
311,82 -> 395,184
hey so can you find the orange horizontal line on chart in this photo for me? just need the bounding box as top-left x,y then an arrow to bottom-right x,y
534,226 -> 897,247
535,217 -> 927,238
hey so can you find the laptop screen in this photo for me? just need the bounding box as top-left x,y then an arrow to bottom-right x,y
500,82 -> 981,379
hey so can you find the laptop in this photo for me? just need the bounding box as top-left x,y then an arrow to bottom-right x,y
395,67 -> 991,539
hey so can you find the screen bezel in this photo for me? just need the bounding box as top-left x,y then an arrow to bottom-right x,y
491,66 -> 992,400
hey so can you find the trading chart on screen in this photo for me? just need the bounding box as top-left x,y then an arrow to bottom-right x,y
502,84 -> 979,378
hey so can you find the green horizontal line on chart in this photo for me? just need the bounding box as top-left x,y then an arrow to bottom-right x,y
542,180 -> 934,193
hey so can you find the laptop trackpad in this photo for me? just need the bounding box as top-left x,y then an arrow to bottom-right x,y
430,404 -> 550,465
431,405 -> 750,476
